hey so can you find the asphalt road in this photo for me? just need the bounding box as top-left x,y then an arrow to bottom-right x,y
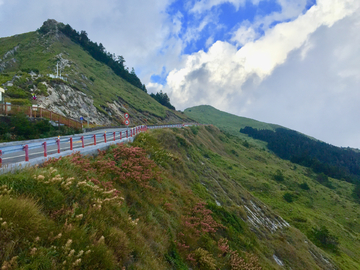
0,127 -> 134,166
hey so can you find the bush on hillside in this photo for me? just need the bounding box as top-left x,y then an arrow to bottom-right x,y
0,113 -> 80,142
273,169 -> 285,182
283,192 -> 295,203
299,182 -> 310,190
316,173 -> 335,189
309,226 -> 339,252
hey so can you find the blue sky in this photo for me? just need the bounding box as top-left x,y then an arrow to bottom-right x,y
0,0 -> 360,149
150,0 -> 316,85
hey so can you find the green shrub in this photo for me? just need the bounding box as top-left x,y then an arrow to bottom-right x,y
190,125 -> 199,135
316,173 -> 335,189
0,113 -> 80,142
308,226 -> 339,252
273,169 -> 285,182
36,82 -> 48,96
299,182 -> 310,190
283,192 -> 294,203
192,248 -> 216,270
5,86 -> 30,99
242,140 -> 250,148
7,98 -> 31,106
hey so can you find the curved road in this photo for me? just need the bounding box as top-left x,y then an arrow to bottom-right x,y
0,127 -> 132,166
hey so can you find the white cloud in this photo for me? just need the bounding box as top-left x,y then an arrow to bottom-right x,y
146,82 -> 164,94
231,22 -> 257,46
239,11 -> 360,148
167,0 -> 360,108
190,0 -> 247,13
255,0 -> 309,30
164,0 -> 360,148
0,0 -> 186,86
205,36 -> 214,48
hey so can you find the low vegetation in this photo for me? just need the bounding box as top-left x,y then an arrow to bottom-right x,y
240,126 -> 360,183
0,113 -> 80,142
1,126 -> 360,269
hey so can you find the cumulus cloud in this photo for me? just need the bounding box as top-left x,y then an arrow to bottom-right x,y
167,0 -> 359,106
238,12 -> 360,148
166,0 -> 360,148
0,0 -> 183,85
1,0 -> 360,148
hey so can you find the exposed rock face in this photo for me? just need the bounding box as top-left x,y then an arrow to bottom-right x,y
37,82 -> 111,125
244,200 -> 290,233
0,45 -> 19,72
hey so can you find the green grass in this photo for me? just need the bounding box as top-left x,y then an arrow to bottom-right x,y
1,126 -> 360,269
184,105 -> 281,146
149,126 -> 360,269
0,30 -> 191,124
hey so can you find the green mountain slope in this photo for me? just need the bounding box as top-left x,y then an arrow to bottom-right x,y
1,126 -> 360,269
184,105 -> 281,146
0,20 -> 190,125
184,105 -> 279,131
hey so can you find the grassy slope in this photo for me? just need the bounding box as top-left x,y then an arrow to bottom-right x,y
184,105 -> 283,148
155,126 -> 360,269
0,31 -> 189,122
184,106 -> 360,268
1,126 -> 359,269
184,105 -> 280,132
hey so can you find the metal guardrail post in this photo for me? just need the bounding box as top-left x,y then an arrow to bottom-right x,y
70,137 -> 73,150
43,142 -> 47,157
130,129 -> 132,137
56,138 -> 61,154
104,132 -> 107,143
93,134 -> 97,145
23,145 -> 29,162
113,132 -> 116,141
81,136 -> 85,148
126,130 -> 128,138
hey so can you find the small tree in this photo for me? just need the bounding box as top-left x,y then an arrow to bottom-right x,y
309,226 -> 339,252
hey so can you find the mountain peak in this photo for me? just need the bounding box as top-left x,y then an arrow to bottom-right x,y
38,19 -> 62,35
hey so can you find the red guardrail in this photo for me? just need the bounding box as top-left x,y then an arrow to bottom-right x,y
0,124 -> 202,167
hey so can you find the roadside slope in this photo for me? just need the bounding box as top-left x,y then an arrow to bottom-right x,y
2,126 -> 359,269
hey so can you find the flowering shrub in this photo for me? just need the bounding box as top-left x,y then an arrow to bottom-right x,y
67,145 -> 161,190
217,238 -> 262,270
111,144 -> 161,189
175,202 -> 225,268
182,202 -> 225,238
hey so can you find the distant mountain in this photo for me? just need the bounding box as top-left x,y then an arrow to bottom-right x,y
184,105 -> 280,138
185,105 -> 360,185
0,19 -> 190,125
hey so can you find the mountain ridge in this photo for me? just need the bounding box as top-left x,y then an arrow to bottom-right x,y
1,21 -> 360,270
0,19 -> 190,126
